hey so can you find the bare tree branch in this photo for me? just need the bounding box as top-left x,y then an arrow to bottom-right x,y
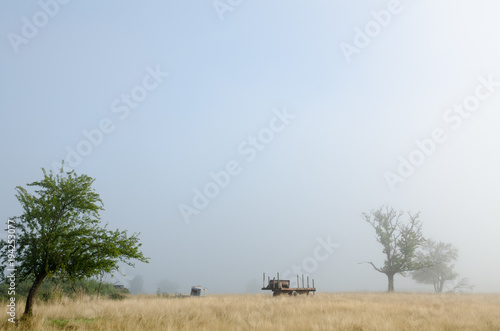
358,261 -> 383,273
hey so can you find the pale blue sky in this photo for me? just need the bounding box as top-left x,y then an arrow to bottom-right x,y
2,0 -> 500,293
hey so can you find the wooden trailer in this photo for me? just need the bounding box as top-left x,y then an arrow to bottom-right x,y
261,273 -> 316,296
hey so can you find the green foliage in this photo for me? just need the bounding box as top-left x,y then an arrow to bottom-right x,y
50,318 -> 97,328
108,292 -> 127,300
362,205 -> 426,291
0,165 -> 149,316
0,277 -> 129,302
411,239 -> 459,292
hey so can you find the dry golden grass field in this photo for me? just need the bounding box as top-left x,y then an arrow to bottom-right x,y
2,292 -> 500,330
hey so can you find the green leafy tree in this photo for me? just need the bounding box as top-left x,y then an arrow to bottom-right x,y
411,239 -> 459,292
0,167 -> 149,319
361,205 -> 425,292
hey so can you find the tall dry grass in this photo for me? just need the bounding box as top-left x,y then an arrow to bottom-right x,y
1,292 -> 500,330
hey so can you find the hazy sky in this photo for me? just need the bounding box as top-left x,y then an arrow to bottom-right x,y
1,0 -> 500,294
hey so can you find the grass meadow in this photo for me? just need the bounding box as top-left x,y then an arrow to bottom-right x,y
1,292 -> 500,330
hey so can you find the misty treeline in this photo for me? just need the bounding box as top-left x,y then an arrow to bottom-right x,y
362,205 -> 473,293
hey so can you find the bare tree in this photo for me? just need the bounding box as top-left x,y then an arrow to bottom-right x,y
361,205 -> 425,292
447,278 -> 474,293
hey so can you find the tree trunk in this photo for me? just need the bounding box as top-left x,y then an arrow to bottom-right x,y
437,277 -> 444,293
22,271 -> 47,319
387,273 -> 395,292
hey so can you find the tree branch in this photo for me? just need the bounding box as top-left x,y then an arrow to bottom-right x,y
358,261 -> 383,273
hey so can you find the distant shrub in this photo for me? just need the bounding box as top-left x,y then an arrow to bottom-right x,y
0,277 -> 129,301
108,292 -> 127,300
156,288 -> 170,298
